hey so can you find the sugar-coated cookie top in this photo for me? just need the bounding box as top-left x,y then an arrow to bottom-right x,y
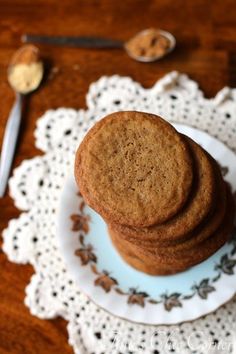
75,111 -> 193,227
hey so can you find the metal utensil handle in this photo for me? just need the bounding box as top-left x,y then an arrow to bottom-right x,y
23,34 -> 123,49
0,93 -> 23,197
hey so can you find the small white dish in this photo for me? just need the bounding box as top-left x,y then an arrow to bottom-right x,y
57,123 -> 236,325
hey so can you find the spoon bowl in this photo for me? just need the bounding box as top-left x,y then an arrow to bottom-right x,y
8,44 -> 43,94
124,28 -> 176,62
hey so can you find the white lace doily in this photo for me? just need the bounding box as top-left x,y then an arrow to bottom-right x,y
3,72 -> 236,354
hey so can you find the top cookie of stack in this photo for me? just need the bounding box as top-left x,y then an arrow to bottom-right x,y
75,111 -> 193,228
75,111 -> 235,275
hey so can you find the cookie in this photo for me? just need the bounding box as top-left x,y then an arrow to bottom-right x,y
111,136 -> 216,246
109,184 -> 235,275
75,111 -> 193,227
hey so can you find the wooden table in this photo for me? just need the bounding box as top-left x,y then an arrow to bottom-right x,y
0,0 -> 236,352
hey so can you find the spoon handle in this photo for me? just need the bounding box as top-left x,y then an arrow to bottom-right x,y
0,93 -> 23,197
22,34 -> 123,49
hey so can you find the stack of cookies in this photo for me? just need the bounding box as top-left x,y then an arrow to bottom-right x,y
75,111 -> 235,275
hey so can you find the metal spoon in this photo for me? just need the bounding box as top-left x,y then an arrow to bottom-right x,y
22,28 -> 176,62
0,45 -> 43,197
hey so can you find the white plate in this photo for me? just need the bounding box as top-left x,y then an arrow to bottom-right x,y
57,123 -> 236,325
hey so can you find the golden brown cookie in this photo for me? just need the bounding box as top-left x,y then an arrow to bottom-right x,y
111,136 -> 216,246
109,184 -> 235,275
75,111 -> 193,227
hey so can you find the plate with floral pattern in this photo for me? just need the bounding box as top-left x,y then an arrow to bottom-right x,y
57,123 -> 236,325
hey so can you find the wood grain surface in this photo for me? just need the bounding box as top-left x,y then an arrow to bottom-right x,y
0,0 -> 236,353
